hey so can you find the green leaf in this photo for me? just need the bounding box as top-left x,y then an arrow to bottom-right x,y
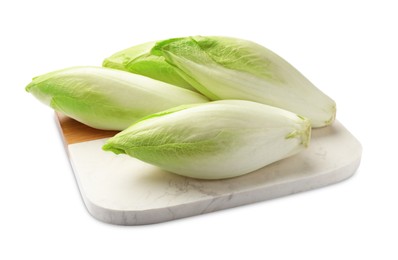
103,41 -> 195,91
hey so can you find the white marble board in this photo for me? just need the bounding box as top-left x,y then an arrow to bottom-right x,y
58,116 -> 362,225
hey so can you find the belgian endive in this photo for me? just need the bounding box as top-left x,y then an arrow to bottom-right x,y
25,67 -> 209,130
103,100 -> 311,179
103,41 -> 195,91
151,36 -> 336,127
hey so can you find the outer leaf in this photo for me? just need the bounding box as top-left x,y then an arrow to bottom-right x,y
103,100 -> 311,179
26,66 -> 209,130
102,41 -> 195,90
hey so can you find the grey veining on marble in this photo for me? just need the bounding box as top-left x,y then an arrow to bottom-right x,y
66,121 -> 362,225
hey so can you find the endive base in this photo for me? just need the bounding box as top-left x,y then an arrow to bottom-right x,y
56,113 -> 362,225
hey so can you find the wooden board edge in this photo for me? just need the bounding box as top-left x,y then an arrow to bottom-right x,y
55,112 -> 119,145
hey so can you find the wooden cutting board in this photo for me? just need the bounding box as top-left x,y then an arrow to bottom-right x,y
56,113 -> 362,225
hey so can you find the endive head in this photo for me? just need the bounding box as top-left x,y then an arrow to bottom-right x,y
25,66 -> 209,130
151,36 -> 336,128
103,100 -> 311,179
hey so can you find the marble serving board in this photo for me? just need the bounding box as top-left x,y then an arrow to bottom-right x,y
56,113 -> 362,225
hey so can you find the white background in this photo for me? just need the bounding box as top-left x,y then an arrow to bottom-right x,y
1,0 -> 397,259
